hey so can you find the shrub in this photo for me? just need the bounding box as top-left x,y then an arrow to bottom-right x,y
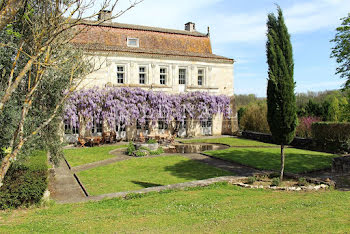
311,122 -> 350,153
0,151 -> 48,209
126,142 -> 135,156
149,147 -> 164,155
133,150 -> 148,157
247,176 -> 256,184
295,116 -> 321,138
240,103 -> 270,133
147,139 -> 157,144
297,177 -> 308,186
271,177 -> 281,187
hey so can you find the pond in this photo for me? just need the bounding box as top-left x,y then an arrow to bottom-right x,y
164,143 -> 228,154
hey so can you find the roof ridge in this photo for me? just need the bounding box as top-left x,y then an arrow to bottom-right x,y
79,20 -> 208,37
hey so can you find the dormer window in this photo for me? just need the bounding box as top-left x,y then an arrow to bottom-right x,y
127,38 -> 139,47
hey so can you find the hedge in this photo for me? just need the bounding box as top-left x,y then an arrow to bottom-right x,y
311,122 -> 350,153
0,150 -> 48,209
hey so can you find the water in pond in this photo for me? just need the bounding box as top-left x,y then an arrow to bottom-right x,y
164,143 -> 228,154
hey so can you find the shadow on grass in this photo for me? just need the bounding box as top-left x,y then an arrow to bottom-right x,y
131,181 -> 163,188
205,148 -> 335,174
164,159 -> 231,181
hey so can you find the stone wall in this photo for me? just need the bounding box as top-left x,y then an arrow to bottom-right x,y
79,53 -> 234,96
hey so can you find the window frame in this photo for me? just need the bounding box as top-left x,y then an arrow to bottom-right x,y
64,121 -> 79,134
178,68 -> 186,85
139,66 -> 147,84
158,120 -> 168,130
160,67 -> 167,85
117,65 -> 125,84
198,68 -> 205,86
92,119 -> 103,134
127,37 -> 139,47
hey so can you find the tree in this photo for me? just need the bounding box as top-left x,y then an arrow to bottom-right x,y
0,0 -> 142,187
331,13 -> 350,90
0,0 -> 26,31
266,6 -> 297,181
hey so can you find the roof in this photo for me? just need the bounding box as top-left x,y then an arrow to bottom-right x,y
71,21 -> 234,63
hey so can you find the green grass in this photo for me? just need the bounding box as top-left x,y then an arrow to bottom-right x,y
181,137 -> 277,147
77,156 -> 232,195
63,144 -> 127,167
1,183 -> 350,233
205,147 -> 337,173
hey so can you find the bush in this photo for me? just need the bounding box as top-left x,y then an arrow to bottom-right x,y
247,176 -> 256,184
147,139 -> 157,144
311,122 -> 350,153
133,150 -> 148,157
240,103 -> 270,133
295,116 -> 321,138
0,151 -> 48,209
149,147 -> 164,155
271,177 -> 280,187
126,142 -> 135,156
297,177 -> 308,186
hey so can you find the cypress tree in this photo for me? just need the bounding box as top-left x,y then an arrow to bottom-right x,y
266,6 -> 297,181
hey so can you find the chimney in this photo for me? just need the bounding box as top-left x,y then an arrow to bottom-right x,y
98,10 -> 112,23
185,22 -> 196,32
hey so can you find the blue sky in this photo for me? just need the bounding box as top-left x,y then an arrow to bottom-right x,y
94,0 -> 350,96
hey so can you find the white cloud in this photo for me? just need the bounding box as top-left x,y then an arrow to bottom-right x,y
91,0 -> 350,45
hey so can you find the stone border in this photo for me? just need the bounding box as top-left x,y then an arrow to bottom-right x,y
84,176 -> 245,203
233,182 -> 329,191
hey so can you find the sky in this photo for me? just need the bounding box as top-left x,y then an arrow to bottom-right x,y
91,0 -> 350,97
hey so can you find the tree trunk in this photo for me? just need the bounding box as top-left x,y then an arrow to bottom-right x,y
280,144 -> 285,181
0,143 -> 22,187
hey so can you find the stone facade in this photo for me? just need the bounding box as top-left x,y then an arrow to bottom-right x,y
65,20 -> 237,141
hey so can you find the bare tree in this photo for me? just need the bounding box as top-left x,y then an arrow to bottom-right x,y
0,0 -> 143,187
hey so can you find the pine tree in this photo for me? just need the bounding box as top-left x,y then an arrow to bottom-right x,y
266,6 -> 297,181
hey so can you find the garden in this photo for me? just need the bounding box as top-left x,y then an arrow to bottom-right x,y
58,137 -> 338,198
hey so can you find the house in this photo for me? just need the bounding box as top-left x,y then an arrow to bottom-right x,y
66,10 -> 237,141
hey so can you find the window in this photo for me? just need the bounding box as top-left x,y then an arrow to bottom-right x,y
198,68 -> 204,86
179,68 -> 186,84
117,66 -> 125,84
139,66 -> 147,84
137,119 -> 149,130
92,119 -> 103,134
201,118 -> 212,128
160,67 -> 167,85
127,38 -> 139,47
158,120 -> 168,130
136,120 -> 142,129
64,121 -> 79,134
116,121 -> 126,132
178,120 -> 187,129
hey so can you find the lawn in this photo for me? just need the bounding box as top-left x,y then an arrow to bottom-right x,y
205,147 -> 337,173
63,144 -> 127,167
181,137 -> 277,147
77,156 -> 232,195
1,183 -> 349,233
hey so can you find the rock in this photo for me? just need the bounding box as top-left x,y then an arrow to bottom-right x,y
43,190 -> 50,201
295,187 -> 302,191
320,184 -> 328,189
314,185 -> 321,190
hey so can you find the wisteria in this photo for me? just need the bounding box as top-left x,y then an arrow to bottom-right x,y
64,87 -> 231,129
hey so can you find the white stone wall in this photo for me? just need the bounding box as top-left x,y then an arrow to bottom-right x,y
80,53 -> 234,96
